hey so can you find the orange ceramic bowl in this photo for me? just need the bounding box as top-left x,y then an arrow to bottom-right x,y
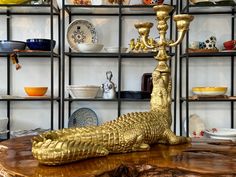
24,87 -> 48,96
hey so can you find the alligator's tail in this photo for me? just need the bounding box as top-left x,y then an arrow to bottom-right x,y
32,130 -> 109,165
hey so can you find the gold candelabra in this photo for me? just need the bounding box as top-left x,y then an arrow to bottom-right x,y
31,5 -> 194,165
135,5 -> 193,91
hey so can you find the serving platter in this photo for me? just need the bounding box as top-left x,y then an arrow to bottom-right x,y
67,19 -> 97,52
204,128 -> 236,141
204,128 -> 236,137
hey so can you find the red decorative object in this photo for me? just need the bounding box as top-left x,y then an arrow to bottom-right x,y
143,0 -> 164,5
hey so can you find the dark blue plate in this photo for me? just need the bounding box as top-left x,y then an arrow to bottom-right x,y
26,39 -> 56,51
68,108 -> 98,128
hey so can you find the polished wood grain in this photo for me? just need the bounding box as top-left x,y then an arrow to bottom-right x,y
0,136 -> 236,177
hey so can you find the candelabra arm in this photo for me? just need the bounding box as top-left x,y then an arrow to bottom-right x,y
141,35 -> 157,49
168,14 -> 194,47
134,22 -> 157,50
168,30 -> 186,47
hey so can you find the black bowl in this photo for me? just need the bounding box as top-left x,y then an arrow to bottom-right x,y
26,39 -> 56,51
118,91 -> 151,99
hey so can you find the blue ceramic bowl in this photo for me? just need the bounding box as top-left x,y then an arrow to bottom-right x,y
26,39 -> 56,51
0,40 -> 26,52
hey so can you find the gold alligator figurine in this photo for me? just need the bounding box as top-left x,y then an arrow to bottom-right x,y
31,68 -> 189,165
31,4 -> 193,165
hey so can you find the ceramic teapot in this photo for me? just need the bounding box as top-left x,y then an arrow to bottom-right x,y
101,71 -> 116,99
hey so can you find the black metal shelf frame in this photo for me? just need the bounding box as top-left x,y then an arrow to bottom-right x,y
0,2 -> 61,138
179,1 -> 235,137
0,98 -> 60,101
61,1 -> 178,131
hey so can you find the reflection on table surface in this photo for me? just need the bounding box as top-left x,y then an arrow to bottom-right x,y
0,136 -> 236,177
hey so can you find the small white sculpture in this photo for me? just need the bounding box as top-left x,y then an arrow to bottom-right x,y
101,71 -> 116,99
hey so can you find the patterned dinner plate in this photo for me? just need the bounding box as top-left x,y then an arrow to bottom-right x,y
68,108 -> 98,128
66,19 -> 98,52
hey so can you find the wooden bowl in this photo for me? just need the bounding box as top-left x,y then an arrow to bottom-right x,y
24,87 -> 48,96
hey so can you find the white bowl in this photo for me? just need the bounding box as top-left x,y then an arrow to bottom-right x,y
104,47 -> 128,53
67,85 -> 100,98
77,43 -> 103,53
0,117 -> 8,131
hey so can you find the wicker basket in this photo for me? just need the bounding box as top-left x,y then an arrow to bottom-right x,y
67,85 -> 100,99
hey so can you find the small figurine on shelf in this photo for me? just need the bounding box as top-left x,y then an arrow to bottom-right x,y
134,38 -> 142,52
129,38 -> 136,51
188,36 -> 219,53
10,52 -> 22,70
143,0 -> 164,5
73,0 -> 91,5
129,37 -> 157,53
101,71 -> 116,99
204,36 -> 218,50
107,0 -> 125,4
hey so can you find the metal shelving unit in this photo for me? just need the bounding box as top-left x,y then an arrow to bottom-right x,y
61,1 -> 178,130
0,2 -> 61,139
179,1 -> 235,136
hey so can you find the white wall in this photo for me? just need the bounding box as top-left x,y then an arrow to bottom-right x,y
0,0 -> 235,136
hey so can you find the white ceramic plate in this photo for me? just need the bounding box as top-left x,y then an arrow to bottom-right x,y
206,135 -> 236,141
204,128 -> 236,137
67,19 -> 98,52
104,47 -> 128,53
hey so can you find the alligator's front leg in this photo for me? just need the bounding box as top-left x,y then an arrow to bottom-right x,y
162,129 -> 190,145
123,128 -> 150,152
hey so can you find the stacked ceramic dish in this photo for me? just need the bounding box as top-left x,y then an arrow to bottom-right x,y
104,47 -> 128,53
204,128 -> 236,141
67,19 -> 103,53
0,41 -> 26,52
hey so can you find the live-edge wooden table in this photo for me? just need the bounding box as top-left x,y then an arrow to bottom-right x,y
0,136 -> 236,177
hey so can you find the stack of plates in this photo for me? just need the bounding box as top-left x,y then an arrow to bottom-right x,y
204,128 -> 236,141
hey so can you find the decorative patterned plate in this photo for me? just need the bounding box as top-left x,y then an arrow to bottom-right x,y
204,128 -> 236,141
66,19 -> 98,52
68,108 -> 98,128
